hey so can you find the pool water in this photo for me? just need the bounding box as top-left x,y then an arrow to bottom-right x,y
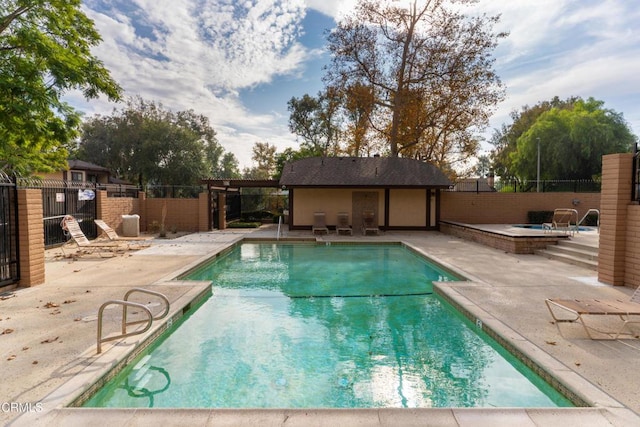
83,243 -> 572,409
513,224 -> 593,231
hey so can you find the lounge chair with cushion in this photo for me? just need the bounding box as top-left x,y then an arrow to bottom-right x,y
361,210 -> 380,235
312,212 -> 329,235
545,285 -> 640,339
61,215 -> 125,257
336,212 -> 352,235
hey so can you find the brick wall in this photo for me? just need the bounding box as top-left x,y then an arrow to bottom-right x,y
96,191 -> 141,234
441,192 -> 601,224
17,189 -> 44,286
96,192 -> 210,234
142,198 -> 202,232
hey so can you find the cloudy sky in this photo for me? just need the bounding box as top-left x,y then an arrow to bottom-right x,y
66,0 -> 640,170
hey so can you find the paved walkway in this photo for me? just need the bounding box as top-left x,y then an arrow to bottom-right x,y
1,225 -> 639,426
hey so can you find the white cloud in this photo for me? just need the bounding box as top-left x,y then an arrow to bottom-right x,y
70,0 -> 640,172
78,0 -> 313,169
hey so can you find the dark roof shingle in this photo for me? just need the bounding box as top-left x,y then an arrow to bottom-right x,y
279,157 -> 451,187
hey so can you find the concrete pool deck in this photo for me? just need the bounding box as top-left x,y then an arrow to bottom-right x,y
1,225 -> 639,426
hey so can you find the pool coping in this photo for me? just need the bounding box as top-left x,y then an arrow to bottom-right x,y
10,237 -> 640,426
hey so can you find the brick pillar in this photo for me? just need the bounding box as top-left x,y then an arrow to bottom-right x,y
138,191 -> 147,232
198,192 -> 210,232
17,189 -> 45,287
96,190 -> 107,220
218,193 -> 226,230
598,153 -> 633,286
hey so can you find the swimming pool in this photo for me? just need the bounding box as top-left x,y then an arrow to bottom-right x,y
83,243 -> 572,408
512,224 -> 594,232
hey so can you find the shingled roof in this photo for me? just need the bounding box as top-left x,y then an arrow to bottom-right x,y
279,157 -> 452,188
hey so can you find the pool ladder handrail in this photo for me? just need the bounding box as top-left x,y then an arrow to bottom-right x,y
277,215 -> 282,240
578,208 -> 600,232
97,288 -> 170,354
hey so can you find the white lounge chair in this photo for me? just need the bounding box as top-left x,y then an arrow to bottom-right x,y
545,285 -> 640,339
94,219 -> 151,248
61,216 -> 125,257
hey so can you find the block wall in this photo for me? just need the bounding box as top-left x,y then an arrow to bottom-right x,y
441,192 -> 601,224
17,189 -> 45,286
143,198 -> 201,232
96,191 -> 141,234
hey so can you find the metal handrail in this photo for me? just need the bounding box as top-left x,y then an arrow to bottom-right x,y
97,288 -> 170,354
277,215 -> 282,240
578,208 -> 600,231
122,288 -> 170,328
97,301 -> 153,354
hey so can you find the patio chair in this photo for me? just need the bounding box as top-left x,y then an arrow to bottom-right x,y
61,215 -> 125,258
312,212 -> 329,235
94,219 -> 151,248
336,212 -> 352,235
545,285 -> 640,339
542,208 -> 579,235
361,210 -> 379,235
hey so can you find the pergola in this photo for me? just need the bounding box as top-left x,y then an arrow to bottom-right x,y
200,179 -> 280,229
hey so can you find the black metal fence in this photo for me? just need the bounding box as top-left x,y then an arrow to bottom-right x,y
0,173 -> 19,287
146,185 -> 203,198
450,179 -> 601,193
226,194 -> 288,223
98,183 -> 140,198
18,178 -> 98,247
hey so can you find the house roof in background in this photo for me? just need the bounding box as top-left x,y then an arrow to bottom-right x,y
68,159 -> 110,173
279,157 -> 452,188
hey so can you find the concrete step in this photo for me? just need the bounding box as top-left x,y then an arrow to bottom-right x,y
535,248 -> 598,270
548,242 -> 598,261
535,239 -> 598,271
557,239 -> 599,254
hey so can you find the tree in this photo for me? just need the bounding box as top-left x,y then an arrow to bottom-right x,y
287,89 -> 342,157
244,142 -> 278,180
0,0 -> 121,174
489,96 -> 578,179
76,97 -> 233,186
324,0 -> 505,169
505,98 -> 637,181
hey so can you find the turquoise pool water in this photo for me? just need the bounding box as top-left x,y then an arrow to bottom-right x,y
84,243 -> 572,408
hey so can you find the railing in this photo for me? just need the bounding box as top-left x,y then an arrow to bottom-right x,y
449,179 -> 601,193
277,215 -> 282,240
97,288 -> 170,354
97,183 -> 140,198
578,208 -> 600,232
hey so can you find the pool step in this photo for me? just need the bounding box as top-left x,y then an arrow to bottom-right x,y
535,239 -> 598,271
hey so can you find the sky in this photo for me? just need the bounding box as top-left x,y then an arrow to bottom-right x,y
66,0 -> 640,171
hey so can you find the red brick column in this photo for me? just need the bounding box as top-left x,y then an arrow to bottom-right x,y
598,153 -> 633,286
17,189 -> 45,286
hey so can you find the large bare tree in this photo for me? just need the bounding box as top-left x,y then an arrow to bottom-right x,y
324,0 -> 506,169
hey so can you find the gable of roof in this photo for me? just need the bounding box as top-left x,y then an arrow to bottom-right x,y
68,159 -> 110,173
279,157 -> 452,187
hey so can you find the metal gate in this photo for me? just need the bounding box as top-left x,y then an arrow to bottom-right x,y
0,172 -> 19,287
35,180 -> 98,247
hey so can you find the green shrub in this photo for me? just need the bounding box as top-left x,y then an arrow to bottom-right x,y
528,211 -> 553,224
240,210 -> 274,222
227,221 -> 261,229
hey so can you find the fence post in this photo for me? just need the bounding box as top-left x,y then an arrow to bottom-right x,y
17,189 -> 45,286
